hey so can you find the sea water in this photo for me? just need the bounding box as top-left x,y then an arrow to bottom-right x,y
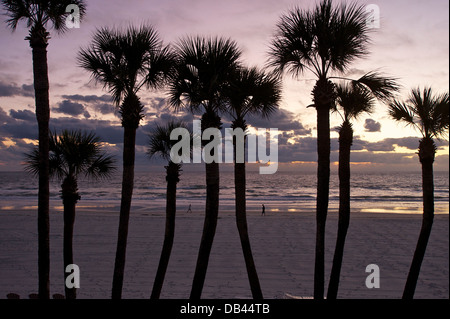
0,170 -> 448,214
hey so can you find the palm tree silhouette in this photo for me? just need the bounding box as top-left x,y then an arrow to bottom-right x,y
1,0 -> 86,299
268,0 -> 371,298
25,130 -> 115,299
389,87 -> 449,299
224,67 -> 281,299
148,121 -> 190,299
78,25 -> 175,299
327,73 -> 398,299
169,36 -> 242,299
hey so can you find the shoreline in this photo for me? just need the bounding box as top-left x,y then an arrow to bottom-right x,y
1,201 -> 448,216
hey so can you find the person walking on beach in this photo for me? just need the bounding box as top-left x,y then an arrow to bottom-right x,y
187,204 -> 192,214
261,204 -> 266,216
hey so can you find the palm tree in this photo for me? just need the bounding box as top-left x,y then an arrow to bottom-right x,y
268,0 -> 371,299
148,121 -> 190,299
169,36 -> 242,299
78,25 -> 175,299
25,130 -> 115,299
223,67 -> 281,299
389,87 -> 449,299
327,74 -> 398,299
2,0 -> 86,299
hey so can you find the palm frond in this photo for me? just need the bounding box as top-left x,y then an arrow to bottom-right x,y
1,0 -> 31,30
325,0 -> 370,73
1,0 -> 86,33
352,71 -> 400,102
78,28 -> 125,105
388,99 -> 416,124
409,87 -> 434,137
430,92 -> 449,139
143,44 -> 177,90
268,6 -> 316,77
85,154 -> 116,180
23,147 -> 40,177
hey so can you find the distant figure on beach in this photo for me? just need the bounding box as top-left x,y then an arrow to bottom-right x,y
261,204 -> 265,216
187,204 -> 192,214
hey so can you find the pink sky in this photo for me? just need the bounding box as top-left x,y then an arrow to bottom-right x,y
0,0 -> 448,171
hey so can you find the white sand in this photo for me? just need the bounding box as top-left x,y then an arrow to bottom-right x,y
0,207 -> 448,299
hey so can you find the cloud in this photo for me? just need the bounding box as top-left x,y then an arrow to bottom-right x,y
54,100 -> 86,117
60,94 -> 116,116
0,81 -> 34,98
47,117 -> 123,144
61,94 -> 112,103
0,105 -> 448,172
246,108 -> 311,136
0,107 -> 13,124
94,103 -> 115,115
9,109 -> 35,122
364,119 -> 382,132
366,137 -> 448,152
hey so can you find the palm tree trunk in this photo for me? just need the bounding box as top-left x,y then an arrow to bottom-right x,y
190,161 -> 220,299
62,176 -> 79,300
327,121 -> 353,299
29,25 -> 51,300
151,163 -> 179,299
112,125 -> 137,299
235,160 -> 263,299
233,132 -> 263,299
313,78 -> 334,299
190,111 -> 221,299
403,138 -> 435,299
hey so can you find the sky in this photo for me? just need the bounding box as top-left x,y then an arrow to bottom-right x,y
0,0 -> 448,172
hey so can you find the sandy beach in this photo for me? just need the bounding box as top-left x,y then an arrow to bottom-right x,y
0,205 -> 448,299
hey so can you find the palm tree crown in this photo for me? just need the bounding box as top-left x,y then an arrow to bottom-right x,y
78,25 -> 175,125
335,83 -> 374,122
169,36 -> 242,116
389,87 -> 449,139
225,67 -> 281,129
268,0 -> 370,79
26,130 -> 115,182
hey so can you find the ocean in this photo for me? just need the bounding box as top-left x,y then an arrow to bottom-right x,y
0,170 -> 448,214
